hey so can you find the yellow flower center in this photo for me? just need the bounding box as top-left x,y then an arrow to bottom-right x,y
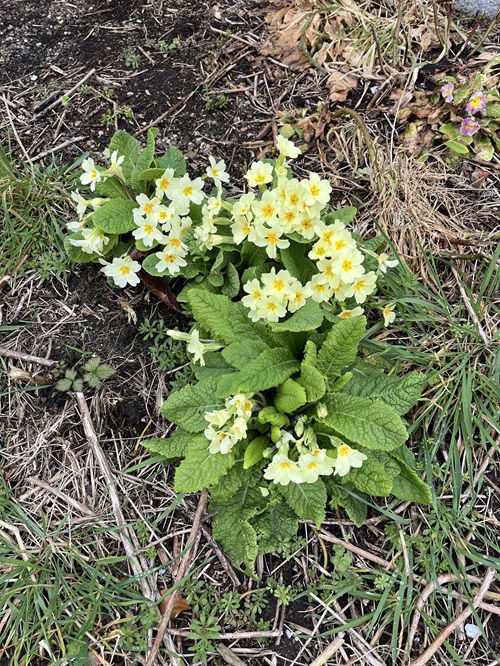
267,302 -> 278,312
339,311 -> 352,318
182,185 -> 193,197
293,291 -> 303,302
301,219 -> 312,230
243,401 -> 252,412
252,289 -> 261,299
159,212 -> 168,220
118,265 -> 131,275
262,204 -> 275,218
266,232 -> 279,245
242,223 -> 251,234
314,283 -> 326,293
354,280 -> 365,291
91,169 -> 97,179
212,169 -> 219,177
144,203 -> 154,214
334,239 -> 347,251
143,224 -> 154,234
341,259 -> 353,272
169,238 -> 181,248
309,184 -> 320,197
255,173 -> 267,184
279,462 -> 291,469
307,462 -> 318,470
315,246 -> 327,257
289,193 -> 300,206
338,444 -> 351,457
325,265 -> 334,277
273,279 -> 286,291
163,253 -> 176,263
322,231 -> 333,243
159,178 -> 170,189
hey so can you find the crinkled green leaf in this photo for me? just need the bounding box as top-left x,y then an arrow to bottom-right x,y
254,501 -> 298,554
324,206 -> 357,224
485,102 -> 500,119
303,340 -> 317,366
258,406 -> 289,428
211,485 -> 267,572
270,299 -> 323,333
330,371 -> 353,392
216,348 -> 300,398
142,430 -> 202,459
274,378 -> 307,414
322,393 -> 408,451
138,167 -> 165,182
193,352 -> 233,380
108,130 -> 141,180
347,455 -> 393,496
187,289 -> 277,347
92,199 -> 137,234
161,376 -> 225,432
156,146 -> 186,176
445,139 -> 470,155
280,241 -> 316,283
222,340 -> 269,369
210,463 -> 261,502
243,436 -> 269,469
174,437 -> 235,493
95,176 -> 128,199
317,316 -> 366,383
221,263 -> 240,298
277,479 -> 327,527
343,363 -> 426,415
391,461 -> 432,504
130,128 -> 158,191
327,481 -> 367,527
298,363 -> 326,402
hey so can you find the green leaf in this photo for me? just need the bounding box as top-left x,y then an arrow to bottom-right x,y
439,123 -> 459,140
95,364 -> 114,380
130,128 -> 158,192
327,481 -> 367,527
83,357 -> 101,372
161,376 -> 225,432
485,102 -> 500,119
445,139 -> 470,156
254,501 -> 298,554
141,430 -> 201,459
187,289 -> 277,347
92,199 -> 137,234
222,340 -> 269,369
274,378 -> 307,414
210,463 -> 259,502
317,316 -> 366,382
174,437 -> 235,493
257,406 -> 289,428
270,300 -> 323,333
324,206 -> 357,224
347,456 -> 393,496
193,352 -> 232,380
277,479 -> 327,527
473,135 -> 494,162
138,168 -> 165,182
322,393 -> 408,451
243,436 -> 269,469
108,130 -> 141,180
221,263 -> 240,298
330,372 -> 353,392
156,146 -> 186,176
55,378 -> 72,392
280,241 -> 316,283
95,176 -> 128,199
342,364 -> 426,415
391,461 -> 432,504
216,348 -> 300,398
303,340 -> 317,366
211,485 -> 267,572
298,363 -> 326,402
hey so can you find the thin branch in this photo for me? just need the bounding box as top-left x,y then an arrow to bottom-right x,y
451,266 -> 491,345
75,392 -> 155,601
409,568 -> 496,666
0,346 -> 57,367
145,489 -> 208,666
33,69 -> 96,119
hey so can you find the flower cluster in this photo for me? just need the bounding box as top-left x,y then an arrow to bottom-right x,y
440,83 -> 488,138
263,427 -> 367,486
204,394 -> 254,454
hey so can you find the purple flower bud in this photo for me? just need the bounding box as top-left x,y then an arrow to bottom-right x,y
465,91 -> 487,115
460,117 -> 480,136
441,82 -> 454,103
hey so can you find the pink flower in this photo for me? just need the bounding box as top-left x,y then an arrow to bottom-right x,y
460,117 -> 480,137
440,82 -> 454,103
465,91 -> 486,115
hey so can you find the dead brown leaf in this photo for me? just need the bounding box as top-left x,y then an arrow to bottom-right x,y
159,592 -> 191,618
325,69 -> 357,102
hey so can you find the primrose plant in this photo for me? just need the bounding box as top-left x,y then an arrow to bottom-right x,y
142,289 -> 432,572
64,129 -> 399,327
401,63 -> 500,162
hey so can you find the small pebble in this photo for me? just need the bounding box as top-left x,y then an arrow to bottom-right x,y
465,623 -> 480,639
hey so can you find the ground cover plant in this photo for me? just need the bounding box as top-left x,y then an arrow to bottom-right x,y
0,1 -> 498,664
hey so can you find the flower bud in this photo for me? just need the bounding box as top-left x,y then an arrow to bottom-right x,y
316,403 -> 328,419
271,426 -> 281,443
